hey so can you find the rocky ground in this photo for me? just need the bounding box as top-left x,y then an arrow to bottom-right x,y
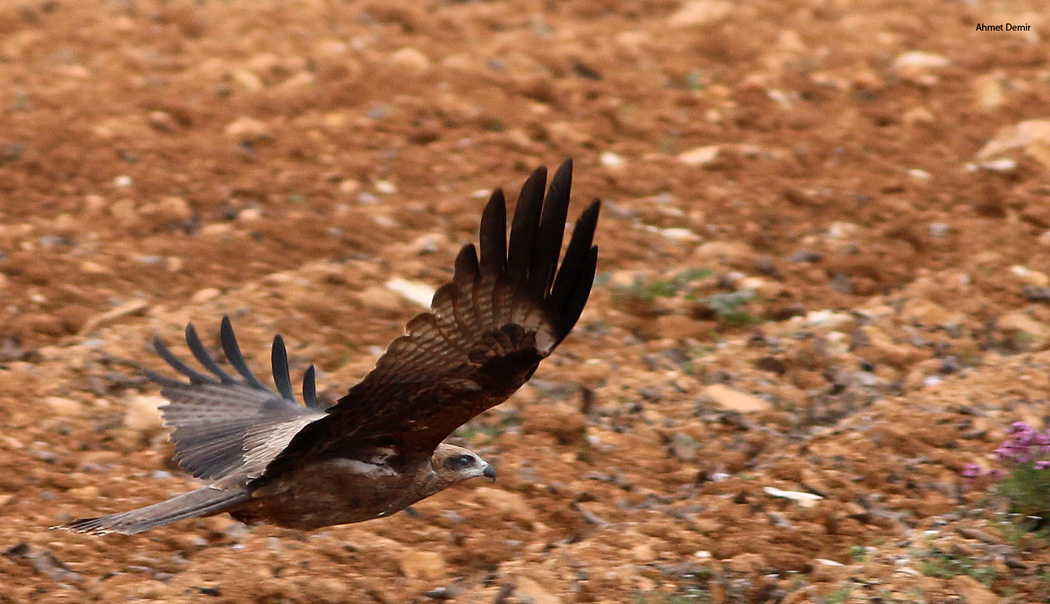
2,0 -> 1050,602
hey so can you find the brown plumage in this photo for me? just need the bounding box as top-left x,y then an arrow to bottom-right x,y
62,160 -> 600,535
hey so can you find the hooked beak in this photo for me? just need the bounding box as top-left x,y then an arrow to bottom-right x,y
482,463 -> 497,481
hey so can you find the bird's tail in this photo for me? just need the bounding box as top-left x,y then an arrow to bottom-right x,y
58,487 -> 249,535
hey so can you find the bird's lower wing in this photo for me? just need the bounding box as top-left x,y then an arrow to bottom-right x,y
149,317 -> 327,482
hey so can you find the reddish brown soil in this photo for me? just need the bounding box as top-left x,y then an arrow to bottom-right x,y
2,0 -> 1050,602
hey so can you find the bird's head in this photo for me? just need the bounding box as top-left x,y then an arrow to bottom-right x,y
432,443 -> 496,485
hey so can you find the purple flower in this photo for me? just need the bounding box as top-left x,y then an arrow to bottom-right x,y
1009,422 -> 1032,434
962,464 -> 982,477
1036,461 -> 1050,470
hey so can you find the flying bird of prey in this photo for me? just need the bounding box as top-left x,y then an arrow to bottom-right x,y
63,160 -> 600,535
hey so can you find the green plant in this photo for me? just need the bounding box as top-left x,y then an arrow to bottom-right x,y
697,291 -> 763,326
919,549 -> 998,586
825,585 -> 853,604
610,268 -> 712,305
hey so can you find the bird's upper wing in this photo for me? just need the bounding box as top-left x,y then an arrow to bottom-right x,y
146,317 -> 327,482
268,160 -> 600,469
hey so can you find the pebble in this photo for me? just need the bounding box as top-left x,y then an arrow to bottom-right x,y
123,395 -> 167,431
668,0 -> 732,27
190,288 -> 222,304
389,47 -> 431,76
397,550 -> 445,581
599,151 -> 625,169
949,575 -> 998,604
472,486 -> 537,522
677,145 -> 720,166
977,119 -> 1050,161
383,278 -> 435,308
699,384 -> 771,412
513,577 -> 563,604
44,396 -> 85,417
224,116 -> 271,142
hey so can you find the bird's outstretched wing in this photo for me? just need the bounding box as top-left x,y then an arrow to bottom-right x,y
146,317 -> 327,482
269,160 -> 600,468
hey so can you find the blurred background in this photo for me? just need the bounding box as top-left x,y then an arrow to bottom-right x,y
1,0 -> 1049,602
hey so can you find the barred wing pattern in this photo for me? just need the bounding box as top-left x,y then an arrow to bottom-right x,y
270,160 -> 600,466
147,317 -> 326,483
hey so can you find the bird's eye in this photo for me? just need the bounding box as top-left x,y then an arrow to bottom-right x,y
447,454 -> 474,468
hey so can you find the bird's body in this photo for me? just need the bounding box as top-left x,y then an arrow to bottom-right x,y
62,160 -> 599,535
228,443 -> 487,530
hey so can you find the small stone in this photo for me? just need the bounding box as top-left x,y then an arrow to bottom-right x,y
928,222 -> 949,238
976,120 -> 1050,164
389,47 -> 431,76
191,288 -> 222,304
699,384 -> 770,412
973,74 -> 1005,109
224,116 -> 271,142
522,403 -> 586,445
724,552 -> 767,574
810,558 -> 846,583
384,278 -> 435,308
397,550 -> 445,581
892,51 -> 949,85
513,577 -> 563,604
276,71 -> 315,90
140,196 -> 192,221
949,574 -> 997,604
44,396 -> 85,417
999,311 -> 1050,349
677,145 -> 721,166
472,487 -> 537,522
668,0 -> 732,27
237,208 -> 263,222
361,285 -> 407,314
1009,265 -> 1050,287
123,395 -> 167,431
338,179 -> 361,194
78,299 -> 149,335
231,69 -> 263,91
599,151 -> 625,169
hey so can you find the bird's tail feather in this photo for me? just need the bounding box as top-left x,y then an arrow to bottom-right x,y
58,487 -> 249,535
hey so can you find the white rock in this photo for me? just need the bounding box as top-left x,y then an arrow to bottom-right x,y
384,278 -> 435,308
599,151 -> 625,169
123,395 -> 167,431
669,0 -> 732,27
224,116 -> 271,142
191,288 -> 222,304
763,486 -> 823,507
700,384 -> 770,412
677,145 -> 721,166
389,47 -> 432,76
45,396 -> 85,417
977,120 -> 1050,160
892,51 -> 950,71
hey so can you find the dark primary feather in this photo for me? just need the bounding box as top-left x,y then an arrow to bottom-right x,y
269,160 -> 600,468
147,319 -> 325,482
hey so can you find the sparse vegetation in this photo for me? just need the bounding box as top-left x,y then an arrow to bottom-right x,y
918,549 -> 998,587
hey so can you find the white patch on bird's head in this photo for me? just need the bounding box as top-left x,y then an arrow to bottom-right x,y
432,443 -> 496,484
